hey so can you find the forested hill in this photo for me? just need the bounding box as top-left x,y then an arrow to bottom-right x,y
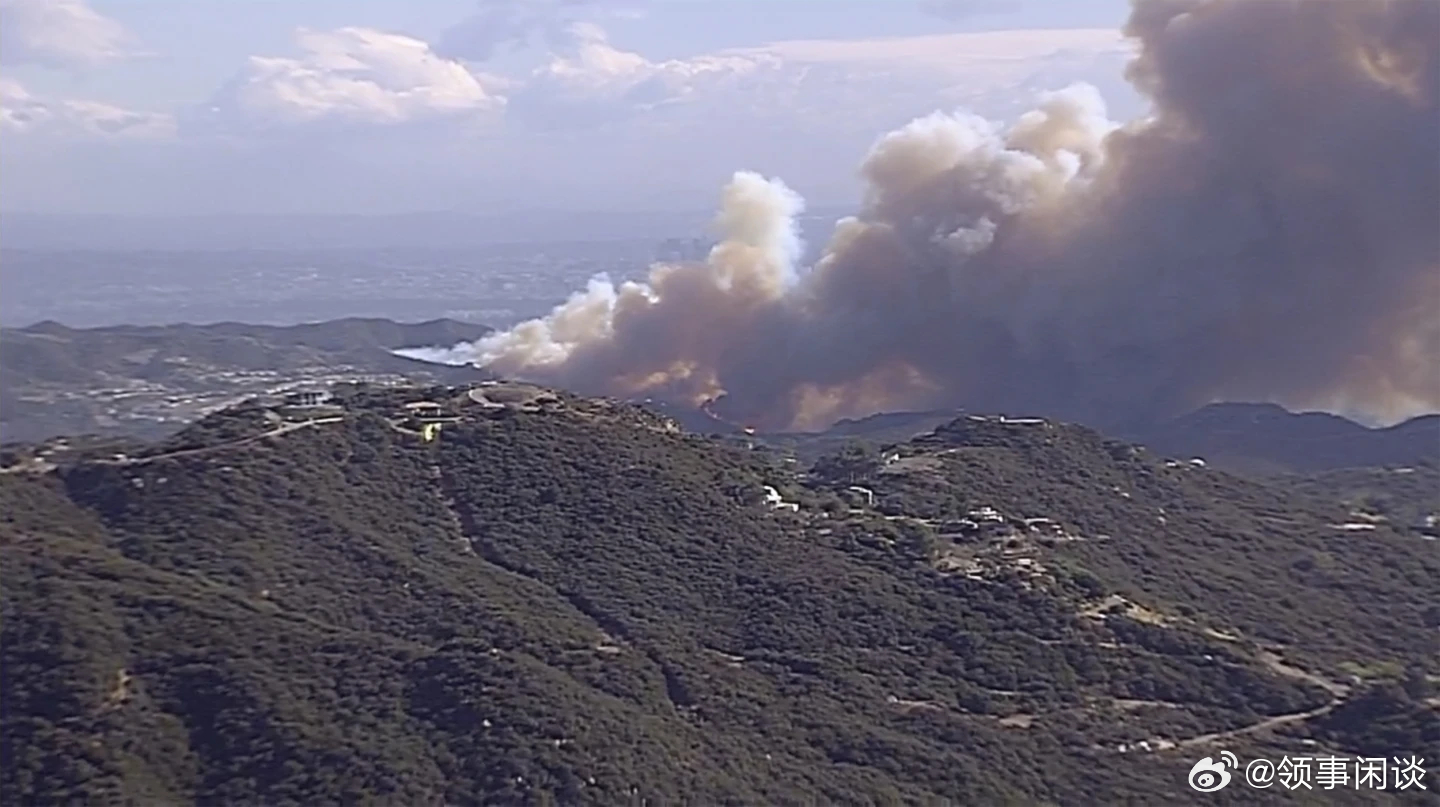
2,385 -> 1435,805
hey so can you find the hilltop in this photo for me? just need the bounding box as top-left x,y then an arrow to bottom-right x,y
7,313 -> 1431,478
767,403 -> 1440,475
814,415 -> 1439,674
3,384 -> 1434,805
0,317 -> 492,444
1123,403 -> 1440,475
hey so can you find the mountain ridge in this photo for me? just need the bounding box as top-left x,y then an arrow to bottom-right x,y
1122,403 -> 1440,475
5,315 -> 1432,477
2,385 -> 1434,804
761,402 -> 1439,475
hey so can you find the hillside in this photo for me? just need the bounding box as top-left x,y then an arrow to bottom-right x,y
769,403 -> 1440,475
1278,463 -> 1440,539
0,318 -> 492,444
1123,403 -> 1440,475
820,416 -> 1439,675
2,386 -> 1435,805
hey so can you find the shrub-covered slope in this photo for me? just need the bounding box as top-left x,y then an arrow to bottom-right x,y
842,416 -> 1440,673
1,393 -> 1433,805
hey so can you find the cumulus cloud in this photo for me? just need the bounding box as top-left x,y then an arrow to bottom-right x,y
0,8 -> 1155,218
436,0 -> 600,62
0,0 -> 137,67
506,22 -> 775,127
0,77 -> 173,138
472,0 -> 1440,431
205,27 -> 504,129
507,24 -> 1130,132
749,28 -> 1127,69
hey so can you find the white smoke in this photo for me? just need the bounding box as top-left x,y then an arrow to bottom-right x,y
444,0 -> 1440,431
394,343 -> 485,365
474,170 -> 807,405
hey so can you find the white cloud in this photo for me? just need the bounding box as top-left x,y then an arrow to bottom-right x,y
206,27 -> 505,129
0,77 -> 173,138
743,28 -> 1129,69
0,18 -> 1145,216
0,0 -> 137,67
742,28 -> 1138,119
436,0 -> 599,62
507,25 -> 1134,132
506,22 -> 777,127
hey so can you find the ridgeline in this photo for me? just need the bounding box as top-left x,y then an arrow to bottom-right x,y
2,383 -> 1436,805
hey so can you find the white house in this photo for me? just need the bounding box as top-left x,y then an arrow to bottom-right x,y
847,486 -> 875,506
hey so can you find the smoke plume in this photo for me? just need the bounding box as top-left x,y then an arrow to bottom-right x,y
473,0 -> 1440,431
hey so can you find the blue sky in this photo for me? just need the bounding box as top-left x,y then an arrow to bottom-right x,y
1,0 -> 1141,215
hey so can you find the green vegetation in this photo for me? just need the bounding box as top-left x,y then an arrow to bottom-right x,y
1120,402 -> 1440,474
1278,462 -> 1440,537
2,391 -> 1435,805
832,417 -> 1440,675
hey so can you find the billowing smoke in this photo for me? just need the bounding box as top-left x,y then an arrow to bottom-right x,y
473,0 -> 1440,431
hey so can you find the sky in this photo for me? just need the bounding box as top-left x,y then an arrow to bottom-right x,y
0,0 -> 1142,216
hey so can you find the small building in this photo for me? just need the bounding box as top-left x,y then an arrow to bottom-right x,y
968,506 -> 1004,523
285,389 -> 331,407
403,401 -> 445,420
1023,517 -> 1062,535
277,388 -> 343,420
761,485 -> 801,512
1416,513 -> 1439,539
998,416 -> 1046,425
936,519 -> 980,541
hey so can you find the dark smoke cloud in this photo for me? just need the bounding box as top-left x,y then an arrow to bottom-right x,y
471,0 -> 1440,431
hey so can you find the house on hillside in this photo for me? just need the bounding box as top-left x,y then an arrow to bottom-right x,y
402,401 -> 445,420
1415,513 -> 1438,539
846,486 -> 875,506
285,389 -> 331,407
277,388 -> 343,420
761,485 -> 801,512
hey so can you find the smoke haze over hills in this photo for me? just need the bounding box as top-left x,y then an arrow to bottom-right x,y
455,0 -> 1440,431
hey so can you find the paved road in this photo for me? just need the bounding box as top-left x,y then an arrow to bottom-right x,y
0,416 -> 345,474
